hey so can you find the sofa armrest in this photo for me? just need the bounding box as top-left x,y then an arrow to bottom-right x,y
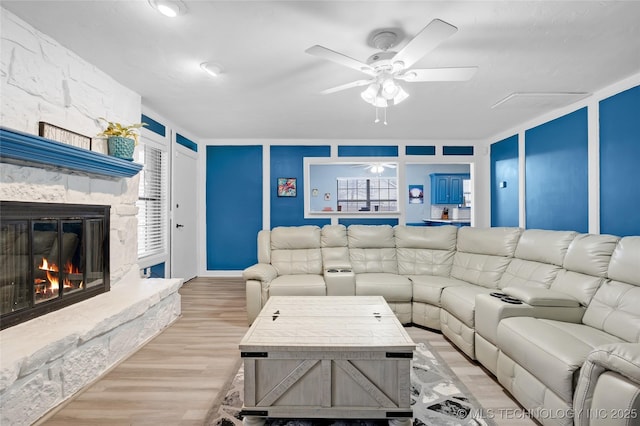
475,293 -> 584,346
503,286 -> 581,307
574,343 -> 640,426
242,263 -> 278,283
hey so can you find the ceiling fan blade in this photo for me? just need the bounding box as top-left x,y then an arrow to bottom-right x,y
320,79 -> 373,94
393,19 -> 458,70
306,45 -> 375,76
397,67 -> 478,82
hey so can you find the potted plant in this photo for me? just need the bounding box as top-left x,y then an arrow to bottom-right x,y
97,118 -> 146,160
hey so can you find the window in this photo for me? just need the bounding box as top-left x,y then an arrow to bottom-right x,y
136,142 -> 168,260
337,177 -> 398,212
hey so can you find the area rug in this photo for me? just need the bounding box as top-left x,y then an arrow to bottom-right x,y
208,342 -> 494,426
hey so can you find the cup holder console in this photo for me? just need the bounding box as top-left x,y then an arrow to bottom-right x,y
326,268 -> 352,273
490,292 -> 523,304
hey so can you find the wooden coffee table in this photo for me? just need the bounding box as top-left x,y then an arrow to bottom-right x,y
239,296 -> 415,426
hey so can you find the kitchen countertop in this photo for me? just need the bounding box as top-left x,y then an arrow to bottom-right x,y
423,218 -> 471,223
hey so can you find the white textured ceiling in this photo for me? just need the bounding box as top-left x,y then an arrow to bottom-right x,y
2,1 -> 640,141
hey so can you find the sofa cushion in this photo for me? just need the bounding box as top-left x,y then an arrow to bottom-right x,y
271,225 -> 321,250
271,248 -> 323,276
582,281 -> 640,343
497,317 -> 624,403
394,225 -> 457,250
268,274 -> 326,297
410,275 -> 470,306
499,258 -> 561,290
441,285 -> 493,328
395,225 -> 456,277
581,236 -> 640,343
456,226 -> 521,257
607,236 -> 640,286
451,227 -> 521,289
451,252 -> 512,289
347,224 -> 395,248
354,273 -> 412,302
563,233 -> 619,277
513,229 -> 577,266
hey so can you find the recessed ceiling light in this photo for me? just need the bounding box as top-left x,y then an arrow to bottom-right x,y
148,0 -> 186,18
200,62 -> 223,77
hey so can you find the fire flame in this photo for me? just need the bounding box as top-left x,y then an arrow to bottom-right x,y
38,257 -> 83,294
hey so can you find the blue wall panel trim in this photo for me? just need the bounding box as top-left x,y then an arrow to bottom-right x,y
338,145 -> 399,157
149,262 -> 165,278
406,146 -> 436,156
490,135 -> 519,227
206,146 -> 263,270
176,133 -> 198,152
443,146 -> 474,156
338,218 -> 399,227
599,85 -> 640,236
141,114 -> 166,137
270,145 -> 331,228
525,108 -> 589,232
0,127 -> 142,178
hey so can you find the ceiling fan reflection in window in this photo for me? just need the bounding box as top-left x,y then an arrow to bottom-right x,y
353,162 -> 397,174
305,19 -> 477,124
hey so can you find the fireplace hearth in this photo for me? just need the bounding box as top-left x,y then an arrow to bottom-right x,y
0,201 -> 110,329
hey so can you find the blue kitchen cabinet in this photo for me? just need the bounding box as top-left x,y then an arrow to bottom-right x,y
430,173 -> 470,205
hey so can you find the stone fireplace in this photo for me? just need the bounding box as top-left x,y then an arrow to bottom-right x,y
1,201 -> 110,330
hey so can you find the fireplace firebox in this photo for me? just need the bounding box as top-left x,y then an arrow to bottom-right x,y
0,201 -> 110,329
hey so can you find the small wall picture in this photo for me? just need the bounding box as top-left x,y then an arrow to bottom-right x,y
409,185 -> 424,204
277,178 -> 297,197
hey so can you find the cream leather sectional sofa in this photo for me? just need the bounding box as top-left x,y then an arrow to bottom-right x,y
243,224 -> 640,426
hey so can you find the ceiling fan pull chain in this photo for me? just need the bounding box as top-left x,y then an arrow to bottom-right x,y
374,107 -> 380,124
384,107 -> 388,125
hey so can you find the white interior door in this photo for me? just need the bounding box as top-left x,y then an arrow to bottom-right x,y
171,143 -> 198,281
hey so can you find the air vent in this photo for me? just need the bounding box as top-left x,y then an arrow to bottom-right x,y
492,92 -> 590,109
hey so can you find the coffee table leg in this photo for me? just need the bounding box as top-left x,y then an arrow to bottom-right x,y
389,418 -> 412,426
243,416 -> 266,426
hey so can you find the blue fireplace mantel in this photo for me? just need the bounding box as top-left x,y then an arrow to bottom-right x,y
0,127 -> 143,178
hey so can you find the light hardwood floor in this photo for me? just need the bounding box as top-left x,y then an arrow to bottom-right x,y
38,277 -> 537,426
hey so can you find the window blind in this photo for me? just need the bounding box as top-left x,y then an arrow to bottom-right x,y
136,143 -> 168,259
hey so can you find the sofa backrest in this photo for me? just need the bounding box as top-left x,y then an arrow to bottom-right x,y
550,233 -> 620,306
395,225 -> 457,277
452,227 -> 521,288
269,226 -> 322,275
321,224 -> 350,269
582,236 -> 640,342
499,229 -> 576,290
347,225 -> 398,274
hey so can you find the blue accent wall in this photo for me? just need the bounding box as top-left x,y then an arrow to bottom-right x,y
338,145 -> 398,157
406,146 -> 435,156
600,85 -> 640,236
150,262 -> 165,278
176,133 -> 198,152
270,145 -> 331,228
443,146 -> 474,156
339,218 -> 399,227
525,108 -> 588,232
206,146 -> 262,270
141,114 -> 166,137
491,135 -> 519,227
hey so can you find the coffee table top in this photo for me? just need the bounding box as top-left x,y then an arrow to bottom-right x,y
240,296 -> 415,352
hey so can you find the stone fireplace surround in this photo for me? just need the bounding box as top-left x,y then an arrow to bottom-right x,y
0,159 -> 182,425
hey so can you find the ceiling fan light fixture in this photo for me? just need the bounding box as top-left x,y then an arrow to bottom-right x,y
391,86 -> 409,105
360,83 -> 380,104
200,62 -> 223,77
370,165 -> 385,174
148,0 -> 186,17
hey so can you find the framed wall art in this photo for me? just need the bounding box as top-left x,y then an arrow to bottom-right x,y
38,122 -> 92,150
277,177 -> 297,197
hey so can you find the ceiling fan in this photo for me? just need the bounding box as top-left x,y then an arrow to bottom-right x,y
305,19 -> 477,122
353,162 -> 397,174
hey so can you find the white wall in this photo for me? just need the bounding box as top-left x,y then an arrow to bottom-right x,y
0,8 -> 142,283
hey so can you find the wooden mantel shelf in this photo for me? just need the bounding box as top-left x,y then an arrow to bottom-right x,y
0,127 -> 143,178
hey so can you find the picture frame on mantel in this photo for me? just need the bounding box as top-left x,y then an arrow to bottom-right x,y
38,122 -> 92,151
